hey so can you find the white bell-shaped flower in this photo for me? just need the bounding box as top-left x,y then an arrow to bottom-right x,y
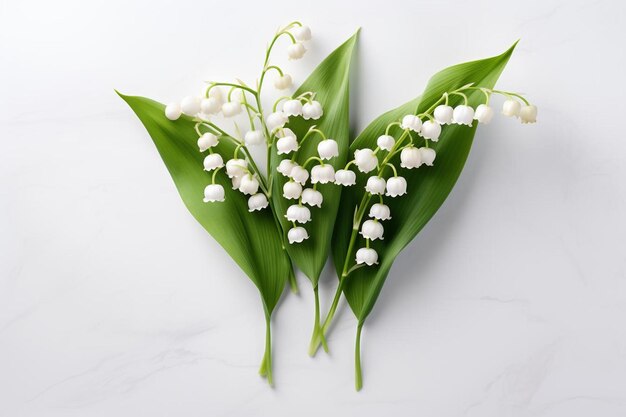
400,146 -> 422,169
231,176 -> 242,190
302,101 -> 323,120
519,105 -> 537,124
203,153 -> 224,171
369,203 -> 391,221
288,226 -> 309,244
165,102 -> 182,120
287,42 -> 307,60
377,135 -> 395,151
386,176 -> 407,197
276,135 -> 299,155
283,99 -> 303,117
401,115 -> 423,132
420,120 -> 442,141
354,148 -> 378,173
274,74 -> 293,90
200,97 -> 221,115
360,220 -> 384,240
226,158 -> 248,178
434,105 -> 454,124
181,96 -> 201,116
301,188 -> 323,207
356,247 -> 378,265
502,99 -> 521,117
221,101 -> 242,117
293,25 -> 312,41
419,147 -> 436,166
286,204 -> 311,223
206,86 -> 223,101
365,176 -> 386,195
197,132 -> 218,151
277,159 -> 297,177
266,111 -> 288,132
318,139 -> 339,160
289,165 -> 309,185
453,105 -> 474,126
244,130 -> 265,146
203,184 -> 225,202
238,174 -> 259,195
335,169 -> 356,186
474,104 -> 494,124
311,164 -> 335,184
283,181 -> 303,199
248,193 -> 268,212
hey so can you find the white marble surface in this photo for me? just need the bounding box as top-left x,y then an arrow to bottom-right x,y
2,0 -> 626,415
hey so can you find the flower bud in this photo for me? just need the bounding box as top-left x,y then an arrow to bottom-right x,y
386,176 -> 407,197
288,226 -> 309,244
302,101 -> 323,120
244,130 -> 265,146
286,204 -> 311,223
369,203 -> 391,220
287,42 -> 307,60
283,181 -> 303,199
165,102 -> 182,120
277,159 -> 297,177
301,188 -> 323,207
238,174 -> 259,195
356,247 -> 378,265
283,99 -> 303,117
335,169 -> 356,186
519,105 -> 537,124
311,164 -> 335,184
420,120 -> 442,141
434,105 -> 454,124
181,96 -> 201,116
197,132 -> 218,151
292,25 -> 312,41
360,220 -> 384,240
365,176 -> 386,195
453,105 -> 474,126
203,184 -> 225,202
290,166 -> 309,185
226,159 -> 247,178
200,97 -> 221,115
221,101 -> 242,117
266,111 -> 288,132
400,146 -> 422,169
401,114 -> 422,132
377,135 -> 395,151
418,147 -> 436,166
203,153 -> 224,171
474,104 -> 494,124
248,193 -> 268,212
354,148 -> 378,173
318,139 -> 339,160
274,74 -> 293,90
502,99 -> 521,117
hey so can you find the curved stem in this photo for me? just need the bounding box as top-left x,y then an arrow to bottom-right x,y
308,286 -> 328,356
355,322 -> 364,391
258,313 -> 273,386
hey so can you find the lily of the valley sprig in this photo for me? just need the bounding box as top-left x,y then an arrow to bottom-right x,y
120,21 -> 536,391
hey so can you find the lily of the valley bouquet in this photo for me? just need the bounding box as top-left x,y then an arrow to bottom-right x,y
120,21 -> 536,390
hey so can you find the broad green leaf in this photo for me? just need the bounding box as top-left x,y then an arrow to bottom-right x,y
332,43 -> 517,323
270,31 -> 358,286
119,94 -> 290,315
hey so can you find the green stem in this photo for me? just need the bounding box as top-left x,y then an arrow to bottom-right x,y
355,322 -> 364,391
258,313 -> 273,386
288,267 -> 298,294
308,286 -> 328,356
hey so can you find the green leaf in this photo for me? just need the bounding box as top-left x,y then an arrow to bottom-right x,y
119,93 -> 291,315
332,43 -> 518,323
270,30 -> 359,287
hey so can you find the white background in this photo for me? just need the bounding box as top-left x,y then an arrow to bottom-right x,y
2,0 -> 626,416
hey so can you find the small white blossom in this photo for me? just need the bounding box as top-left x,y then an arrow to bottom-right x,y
356,247 -> 378,265
197,132 -> 218,151
474,104 -> 494,124
277,159 -> 297,177
420,120 -> 442,141
248,193 -> 268,212
283,181 -> 303,199
419,147 -> 436,166
238,174 -> 259,195
311,164 -> 335,184
287,42 -> 307,60
360,220 -> 384,240
266,111 -> 288,132
226,158 -> 248,178
519,105 -> 537,124
274,74 -> 293,90
377,135 -> 395,151
400,146 -> 422,169
453,105 -> 474,126
290,165 -> 309,185
221,101 -> 242,117
231,176 -> 242,190
244,130 -> 265,146
354,148 -> 378,173
302,101 -> 323,120
181,96 -> 201,116
203,184 -> 225,202
288,226 -> 309,244
318,139 -> 339,160
369,203 -> 391,221
276,130 -> 299,155
301,188 -> 323,207
292,25 -> 312,41
401,114 -> 422,132
165,102 -> 182,120
200,97 -> 221,115
283,99 -> 303,116
386,176 -> 407,197
502,99 -> 521,117
365,176 -> 386,195
434,105 -> 454,124
335,169 -> 356,186
203,153 -> 224,171
286,204 -> 311,223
